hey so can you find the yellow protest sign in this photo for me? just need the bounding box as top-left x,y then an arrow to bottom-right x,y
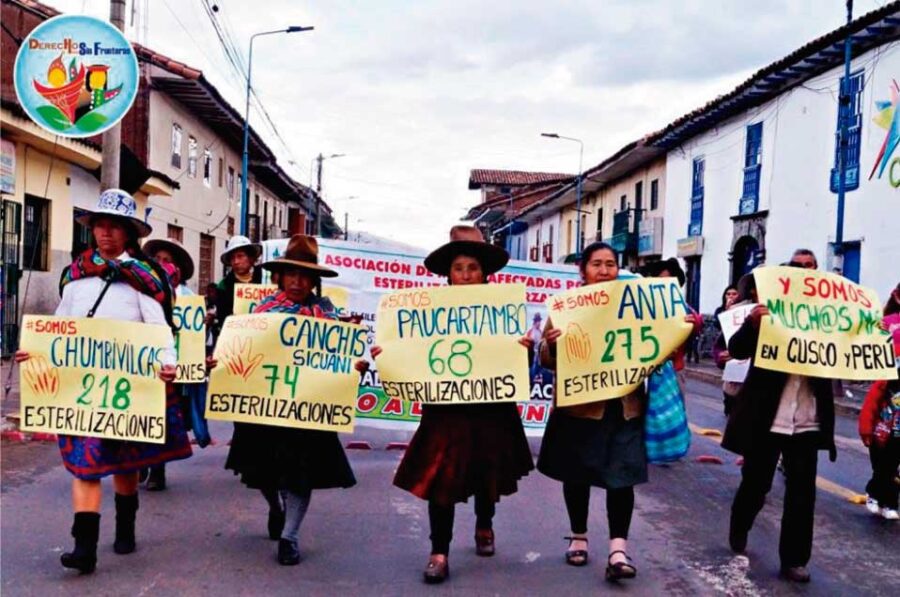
546,278 -> 693,407
755,266 -> 893,380
174,295 -> 207,383
233,283 -> 278,315
323,285 -> 349,312
18,315 -> 171,443
375,284 -> 530,405
207,313 -> 366,432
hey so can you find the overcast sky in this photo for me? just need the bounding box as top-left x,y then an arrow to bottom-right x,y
44,0 -> 889,249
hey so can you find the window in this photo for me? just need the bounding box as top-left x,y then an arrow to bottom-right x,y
546,224 -> 554,263
596,208 -> 603,241
620,194 -> 626,211
203,149 -> 212,187
218,157 -> 224,187
188,136 -> 198,178
634,181 -> 643,213
227,166 -> 235,198
566,219 -> 573,254
580,214 -> 586,253
199,234 -> 214,291
227,216 -> 235,235
831,70 -> 864,193
739,122 -> 762,214
689,157 -> 704,237
170,123 -> 182,168
167,224 -> 183,242
72,208 -> 92,258
650,179 -> 659,211
23,195 -> 49,271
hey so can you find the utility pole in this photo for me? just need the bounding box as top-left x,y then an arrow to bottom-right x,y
344,211 -> 348,241
315,153 -> 323,236
99,0 -> 126,191
834,0 -> 853,272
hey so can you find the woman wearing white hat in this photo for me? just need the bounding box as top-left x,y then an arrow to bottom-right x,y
14,189 -> 192,574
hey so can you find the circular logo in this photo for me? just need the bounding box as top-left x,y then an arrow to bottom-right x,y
13,14 -> 139,138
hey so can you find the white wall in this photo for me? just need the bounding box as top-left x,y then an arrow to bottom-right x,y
663,42 -> 900,313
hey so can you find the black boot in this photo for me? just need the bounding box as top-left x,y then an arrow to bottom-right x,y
60,512 -> 100,574
146,465 -> 166,491
113,493 -> 139,555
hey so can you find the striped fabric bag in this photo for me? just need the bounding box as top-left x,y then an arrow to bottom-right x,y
644,360 -> 691,463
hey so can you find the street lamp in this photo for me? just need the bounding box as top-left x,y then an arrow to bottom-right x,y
338,196 -> 358,240
240,25 -> 314,236
315,153 -> 346,236
541,132 -> 584,256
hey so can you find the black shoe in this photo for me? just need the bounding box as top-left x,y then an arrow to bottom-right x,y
277,539 -> 300,566
728,519 -> 747,554
60,512 -> 100,574
113,493 -> 139,555
423,556 -> 449,584
268,508 -> 285,541
146,465 -> 166,491
781,566 -> 811,583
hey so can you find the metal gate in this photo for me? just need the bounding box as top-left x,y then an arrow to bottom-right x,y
1,200 -> 21,357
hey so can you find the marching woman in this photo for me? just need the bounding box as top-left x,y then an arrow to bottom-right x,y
14,189 -> 192,574
143,238 -> 212,490
369,225 -> 534,584
211,234 -> 358,566
535,241 -> 698,583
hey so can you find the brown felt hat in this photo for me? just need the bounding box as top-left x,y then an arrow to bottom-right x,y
261,234 -> 338,278
424,225 -> 509,277
143,238 -> 195,282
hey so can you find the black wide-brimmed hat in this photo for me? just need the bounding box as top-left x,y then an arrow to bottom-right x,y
645,257 -> 686,287
143,238 -> 195,282
262,234 -> 338,278
424,225 -> 509,277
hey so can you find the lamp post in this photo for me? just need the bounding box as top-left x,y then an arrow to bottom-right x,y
541,132 -> 584,257
240,25 -> 314,236
833,0 -> 853,273
337,196 -> 358,240
315,153 -> 346,236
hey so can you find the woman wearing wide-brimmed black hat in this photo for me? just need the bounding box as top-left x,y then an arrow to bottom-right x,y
368,225 -> 534,584
210,234 -> 361,566
15,189 -> 192,574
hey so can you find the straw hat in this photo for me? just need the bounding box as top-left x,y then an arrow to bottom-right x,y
75,188 -> 152,238
143,237 -> 195,282
424,225 -> 509,276
261,234 -> 338,278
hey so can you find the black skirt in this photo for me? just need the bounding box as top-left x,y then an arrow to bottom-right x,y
225,422 -> 356,493
394,403 -> 534,506
537,399 -> 648,490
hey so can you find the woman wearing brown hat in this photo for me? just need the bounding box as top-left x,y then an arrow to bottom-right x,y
369,225 -> 534,584
209,234 -> 359,566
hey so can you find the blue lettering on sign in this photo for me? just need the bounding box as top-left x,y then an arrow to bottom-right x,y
617,282 -> 689,320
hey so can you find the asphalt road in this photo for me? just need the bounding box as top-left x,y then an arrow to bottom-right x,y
1,378 -> 898,596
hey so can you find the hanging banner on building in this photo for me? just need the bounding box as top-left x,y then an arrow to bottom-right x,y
173,295 -> 207,383
755,266 -> 894,380
233,283 -> 278,315
375,284 -> 529,405
18,315 -> 170,443
13,15 -> 140,137
207,313 -> 366,432
260,238 -> 581,434
547,278 -> 693,407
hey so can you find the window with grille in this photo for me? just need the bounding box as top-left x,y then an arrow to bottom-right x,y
167,224 -> 183,242
227,166 -> 235,198
23,195 -> 49,271
739,123 -> 762,214
689,157 -> 704,236
171,123 -> 182,168
188,136 -> 198,178
830,70 -> 864,193
203,149 -> 212,187
650,179 -> 659,211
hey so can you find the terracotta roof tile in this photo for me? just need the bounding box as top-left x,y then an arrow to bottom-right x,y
468,169 -> 574,189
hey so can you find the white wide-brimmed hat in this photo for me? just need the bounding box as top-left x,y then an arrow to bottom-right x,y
220,234 -> 262,265
75,188 -> 152,238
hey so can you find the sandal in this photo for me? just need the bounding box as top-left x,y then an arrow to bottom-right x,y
564,536 -> 588,566
605,550 -> 637,581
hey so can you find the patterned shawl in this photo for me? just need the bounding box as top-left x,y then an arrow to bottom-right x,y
253,291 -> 337,320
60,248 -> 174,308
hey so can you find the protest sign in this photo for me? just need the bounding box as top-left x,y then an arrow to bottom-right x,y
18,315 -> 171,443
755,266 -> 894,380
375,284 -> 530,405
233,284 -> 278,315
173,295 -> 206,383
207,313 -> 366,432
718,303 -> 756,345
546,278 -> 693,407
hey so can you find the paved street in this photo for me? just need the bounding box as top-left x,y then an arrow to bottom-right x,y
2,378 -> 898,597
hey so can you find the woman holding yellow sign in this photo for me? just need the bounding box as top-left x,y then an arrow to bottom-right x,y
370,225 -> 534,584
14,189 -> 192,574
211,234 -> 357,566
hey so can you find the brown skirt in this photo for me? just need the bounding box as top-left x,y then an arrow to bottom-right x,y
393,403 -> 534,506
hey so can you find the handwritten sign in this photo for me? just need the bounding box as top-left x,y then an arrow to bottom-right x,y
755,266 -> 894,380
547,278 -> 693,407
375,284 -> 529,405
718,303 -> 756,345
18,315 -> 171,443
207,313 -> 366,432
173,295 -> 207,383
233,283 -> 278,315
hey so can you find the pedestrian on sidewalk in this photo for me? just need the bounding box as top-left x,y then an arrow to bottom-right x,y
723,249 -> 837,584
858,285 -> 900,520
14,189 -> 192,574
369,226 -> 534,585
142,238 -> 212,491
209,235 -> 358,566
